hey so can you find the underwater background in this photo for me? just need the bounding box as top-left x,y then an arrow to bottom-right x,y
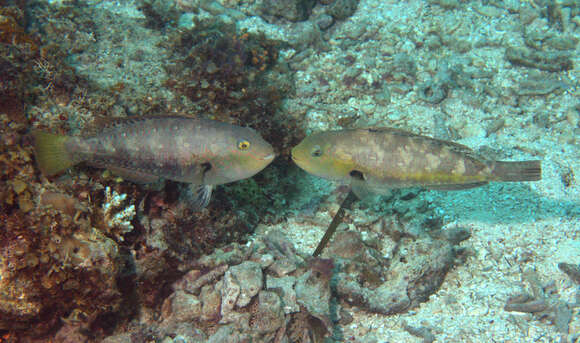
0,0 -> 579,342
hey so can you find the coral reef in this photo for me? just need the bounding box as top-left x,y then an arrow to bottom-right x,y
102,186 -> 136,239
0,123 -> 124,336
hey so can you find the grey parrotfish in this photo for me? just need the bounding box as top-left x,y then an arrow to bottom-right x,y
33,115 -> 275,209
291,127 -> 541,198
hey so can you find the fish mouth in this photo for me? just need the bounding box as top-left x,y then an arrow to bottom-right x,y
291,157 -> 307,169
262,153 -> 276,161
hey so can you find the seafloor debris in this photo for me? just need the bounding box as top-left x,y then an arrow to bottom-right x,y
402,320 -> 436,343
96,206 -> 468,342
326,227 -> 469,315
505,46 -> 573,72
104,230 -> 336,342
558,263 -> 580,284
504,268 -> 575,335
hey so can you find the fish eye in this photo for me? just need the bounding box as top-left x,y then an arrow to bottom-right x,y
311,145 -> 322,157
238,140 -> 251,150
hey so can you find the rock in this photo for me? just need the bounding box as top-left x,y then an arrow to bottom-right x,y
207,326 -> 251,343
217,270 -> 240,323
101,333 -> 133,343
229,261 -> 262,307
251,291 -> 285,334
266,275 -> 300,314
428,0 -> 460,10
159,323 -> 207,343
0,224 -> 122,336
326,0 -> 360,20
54,324 -> 89,343
316,14 -> 334,30
200,285 -> 221,321
268,258 -> 298,276
330,232 -> 458,314
295,259 -> 334,331
258,0 -> 316,22
162,290 -> 202,323
505,47 -> 573,72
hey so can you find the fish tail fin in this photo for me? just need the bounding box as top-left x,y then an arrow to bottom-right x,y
32,131 -> 76,176
492,160 -> 542,182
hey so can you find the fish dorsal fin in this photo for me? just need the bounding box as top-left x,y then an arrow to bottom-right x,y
365,127 -> 480,158
365,127 -> 421,137
83,114 -> 196,135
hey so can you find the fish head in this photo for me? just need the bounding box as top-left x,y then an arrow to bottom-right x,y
291,131 -> 355,181
205,126 -> 275,184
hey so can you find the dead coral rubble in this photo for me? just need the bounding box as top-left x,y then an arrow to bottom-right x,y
102,230 -> 335,342
326,227 -> 468,315
504,268 -> 576,335
100,212 -> 469,342
505,46 -> 573,72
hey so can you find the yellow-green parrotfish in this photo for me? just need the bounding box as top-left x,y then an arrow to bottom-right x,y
33,116 -> 275,209
291,127 -> 541,198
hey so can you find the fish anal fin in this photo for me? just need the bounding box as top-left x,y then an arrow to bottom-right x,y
426,181 -> 488,190
107,166 -> 160,183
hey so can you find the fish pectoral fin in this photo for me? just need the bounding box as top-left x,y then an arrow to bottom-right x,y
426,181 -> 488,190
350,171 -> 396,200
188,184 -> 213,211
349,170 -> 373,200
351,182 -> 372,200
107,166 -> 160,183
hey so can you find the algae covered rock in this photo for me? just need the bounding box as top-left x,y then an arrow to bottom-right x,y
258,0 -> 317,22
326,0 -> 360,20
0,222 -> 123,335
327,227 -> 469,315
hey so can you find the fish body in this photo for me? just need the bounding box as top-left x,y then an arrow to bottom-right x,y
291,128 -> 541,198
33,116 -> 275,209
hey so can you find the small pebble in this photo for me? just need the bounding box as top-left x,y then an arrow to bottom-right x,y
316,14 -> 334,30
